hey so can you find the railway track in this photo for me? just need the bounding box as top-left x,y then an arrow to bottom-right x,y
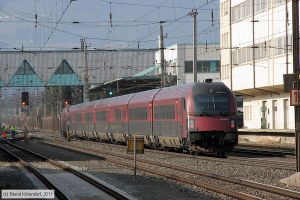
0,141 -> 133,200
36,139 -> 300,200
149,148 -> 296,171
231,146 -> 295,156
31,135 -> 296,171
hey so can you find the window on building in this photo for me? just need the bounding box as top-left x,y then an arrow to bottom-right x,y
232,50 -> 238,65
273,0 -> 285,7
225,0 -> 228,16
222,32 -> 229,48
244,106 -> 252,120
184,61 -> 193,73
185,60 -> 220,73
221,64 -> 230,79
261,0 -> 267,11
221,1 -> 224,17
232,0 -> 271,24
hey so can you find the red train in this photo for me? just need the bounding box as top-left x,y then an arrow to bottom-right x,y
61,82 -> 238,156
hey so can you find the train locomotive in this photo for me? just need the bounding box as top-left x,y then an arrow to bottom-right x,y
61,81 -> 238,155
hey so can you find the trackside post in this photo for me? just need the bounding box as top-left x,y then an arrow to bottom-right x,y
127,136 -> 144,178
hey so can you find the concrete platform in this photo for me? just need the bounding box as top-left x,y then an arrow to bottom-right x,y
238,129 -> 294,136
238,129 -> 295,147
280,173 -> 300,188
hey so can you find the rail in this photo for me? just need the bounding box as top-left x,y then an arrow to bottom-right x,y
4,141 -> 133,200
40,140 -> 300,200
0,143 -> 70,200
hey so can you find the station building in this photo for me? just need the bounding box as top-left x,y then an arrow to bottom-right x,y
0,49 -> 155,88
154,43 -> 221,85
220,0 -> 293,129
0,49 -> 155,129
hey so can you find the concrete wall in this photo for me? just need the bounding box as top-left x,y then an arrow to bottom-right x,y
243,93 -> 294,129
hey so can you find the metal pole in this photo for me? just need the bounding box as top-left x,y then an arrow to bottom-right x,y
134,136 -> 136,178
159,22 -> 165,87
286,0 -> 289,74
81,38 -> 89,103
189,9 -> 198,83
292,0 -> 300,172
252,0 -> 256,89
229,0 -> 233,90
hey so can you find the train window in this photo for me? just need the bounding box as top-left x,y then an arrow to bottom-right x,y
84,113 -> 93,121
129,107 -> 147,120
75,113 -> 81,121
115,109 -> 122,121
96,111 -> 107,121
194,93 -> 229,116
154,105 -> 175,119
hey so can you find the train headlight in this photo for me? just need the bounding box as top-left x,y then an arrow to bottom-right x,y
188,119 -> 195,129
230,120 -> 235,128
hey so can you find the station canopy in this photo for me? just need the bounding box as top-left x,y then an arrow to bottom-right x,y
89,75 -> 162,95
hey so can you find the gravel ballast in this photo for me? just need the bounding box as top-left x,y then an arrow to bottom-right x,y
28,131 -> 300,199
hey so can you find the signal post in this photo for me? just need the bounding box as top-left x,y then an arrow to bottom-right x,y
292,0 -> 300,172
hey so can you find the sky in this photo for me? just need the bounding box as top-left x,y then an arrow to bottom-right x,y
0,0 -> 219,50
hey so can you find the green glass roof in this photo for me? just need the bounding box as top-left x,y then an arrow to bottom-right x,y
7,75 -> 43,87
7,60 -> 44,87
134,65 -> 160,77
0,79 -> 3,87
47,74 -> 83,86
54,59 -> 75,74
47,59 -> 83,86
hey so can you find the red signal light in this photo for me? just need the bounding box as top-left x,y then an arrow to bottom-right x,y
22,102 -> 26,106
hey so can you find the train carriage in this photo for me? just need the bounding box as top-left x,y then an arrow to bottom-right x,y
108,94 -> 135,143
94,98 -> 111,141
152,85 -> 189,149
61,81 -> 238,155
127,89 -> 161,144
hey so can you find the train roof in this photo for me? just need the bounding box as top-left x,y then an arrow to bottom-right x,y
108,93 -> 135,107
65,82 -> 230,112
128,88 -> 161,104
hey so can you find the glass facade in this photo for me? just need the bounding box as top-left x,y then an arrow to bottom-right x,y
184,60 -> 220,73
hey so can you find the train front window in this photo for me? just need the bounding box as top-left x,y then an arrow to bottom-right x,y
194,93 -> 229,116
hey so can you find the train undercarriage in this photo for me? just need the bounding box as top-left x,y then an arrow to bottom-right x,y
62,130 -> 238,157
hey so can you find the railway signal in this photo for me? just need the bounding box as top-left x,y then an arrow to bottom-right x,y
21,92 -> 29,106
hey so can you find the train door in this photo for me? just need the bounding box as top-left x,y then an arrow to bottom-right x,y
284,99 -> 289,129
181,98 -> 187,139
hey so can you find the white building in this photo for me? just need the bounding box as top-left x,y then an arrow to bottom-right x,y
155,43 -> 220,85
220,0 -> 293,129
